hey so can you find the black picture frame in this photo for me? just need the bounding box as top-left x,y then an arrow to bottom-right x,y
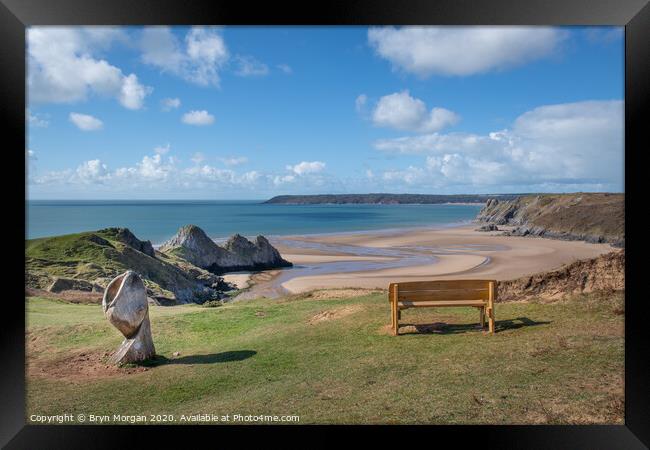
2,0 -> 648,447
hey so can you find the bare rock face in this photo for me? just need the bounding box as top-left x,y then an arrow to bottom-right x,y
476,193 -> 625,247
222,234 -> 291,269
160,225 -> 292,274
476,224 -> 499,232
101,227 -> 156,258
102,271 -> 156,365
160,225 -> 229,268
48,277 -> 104,293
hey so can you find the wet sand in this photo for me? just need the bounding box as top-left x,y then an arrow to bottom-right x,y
237,225 -> 614,297
222,273 -> 252,290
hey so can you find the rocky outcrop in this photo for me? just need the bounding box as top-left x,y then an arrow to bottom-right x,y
159,225 -> 230,268
101,227 -> 155,258
26,227 -> 233,305
497,250 -> 624,302
476,224 -> 499,232
223,234 -> 291,270
160,225 -> 292,274
476,193 -> 624,247
48,277 -> 104,293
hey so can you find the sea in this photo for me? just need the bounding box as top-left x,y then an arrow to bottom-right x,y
26,200 -> 483,244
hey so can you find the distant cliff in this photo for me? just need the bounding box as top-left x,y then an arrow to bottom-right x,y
476,193 -> 624,247
264,193 -> 522,205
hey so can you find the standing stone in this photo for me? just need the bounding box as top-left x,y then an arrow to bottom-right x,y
102,270 -> 155,365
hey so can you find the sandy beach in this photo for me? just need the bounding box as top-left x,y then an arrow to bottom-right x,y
237,225 -> 616,296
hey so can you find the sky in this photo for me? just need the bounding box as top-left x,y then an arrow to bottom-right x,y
26,26 -> 624,200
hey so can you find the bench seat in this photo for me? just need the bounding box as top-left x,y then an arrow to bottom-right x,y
398,300 -> 487,308
388,280 -> 497,335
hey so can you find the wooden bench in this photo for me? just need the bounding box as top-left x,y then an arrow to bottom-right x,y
388,280 -> 497,336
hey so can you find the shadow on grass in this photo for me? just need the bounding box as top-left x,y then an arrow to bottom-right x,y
140,350 -> 257,366
400,317 -> 551,335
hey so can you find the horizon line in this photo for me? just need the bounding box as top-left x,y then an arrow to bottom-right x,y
26,191 -> 625,202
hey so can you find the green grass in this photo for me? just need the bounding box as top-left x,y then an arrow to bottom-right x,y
26,229 -> 205,299
26,291 -> 624,425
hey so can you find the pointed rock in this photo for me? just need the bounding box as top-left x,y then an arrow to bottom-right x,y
161,225 -> 292,274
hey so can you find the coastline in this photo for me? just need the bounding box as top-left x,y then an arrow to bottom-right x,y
237,223 -> 615,298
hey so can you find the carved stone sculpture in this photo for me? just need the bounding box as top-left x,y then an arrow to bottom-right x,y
102,270 -> 155,364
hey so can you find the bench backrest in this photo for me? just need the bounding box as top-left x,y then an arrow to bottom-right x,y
388,280 -> 496,303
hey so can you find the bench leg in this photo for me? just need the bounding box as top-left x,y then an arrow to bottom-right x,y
479,307 -> 486,329
488,281 -> 496,334
397,309 -> 401,320
391,302 -> 399,336
488,307 -> 495,334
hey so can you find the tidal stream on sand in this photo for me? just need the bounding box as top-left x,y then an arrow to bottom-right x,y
233,236 -> 507,300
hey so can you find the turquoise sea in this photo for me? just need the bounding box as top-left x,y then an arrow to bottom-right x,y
26,200 -> 483,244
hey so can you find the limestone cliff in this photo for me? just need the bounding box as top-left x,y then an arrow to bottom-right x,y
476,193 -> 624,246
160,225 -> 292,274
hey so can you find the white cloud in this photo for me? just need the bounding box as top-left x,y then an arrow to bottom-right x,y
368,26 -> 565,77
234,55 -> 269,77
154,143 -> 171,155
32,169 -> 74,185
355,94 -> 368,113
372,90 -> 459,133
140,27 -> 185,71
26,109 -> 49,128
69,112 -> 103,131
286,161 -> 326,175
277,64 -> 293,74
28,27 -> 151,109
30,145 -> 255,194
373,100 -> 623,190
240,171 -> 260,183
161,97 -> 181,111
191,152 -> 206,164
119,74 -> 151,109
184,165 -> 235,182
137,154 -> 174,180
81,27 -> 129,48
186,27 -> 228,64
220,156 -> 248,166
32,147 -> 266,196
382,166 -> 427,185
113,153 -> 177,182
76,159 -> 109,182
181,110 -> 215,126
273,174 -> 296,185
140,26 -> 228,87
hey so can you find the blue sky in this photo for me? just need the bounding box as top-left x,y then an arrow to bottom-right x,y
26,26 -> 624,199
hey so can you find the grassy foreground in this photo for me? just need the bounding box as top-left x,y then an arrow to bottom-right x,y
26,290 -> 624,425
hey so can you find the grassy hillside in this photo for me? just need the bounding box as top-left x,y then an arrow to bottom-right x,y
26,290 -> 623,424
477,193 -> 624,245
26,228 -> 215,302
